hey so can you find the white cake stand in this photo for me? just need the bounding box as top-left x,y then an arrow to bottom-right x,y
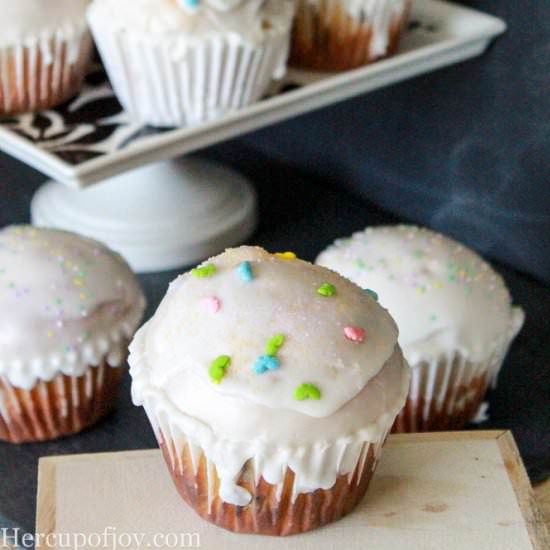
31,158 -> 257,272
0,0 -> 505,272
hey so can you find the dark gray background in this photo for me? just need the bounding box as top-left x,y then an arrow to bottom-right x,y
0,0 -> 549,535
239,0 -> 550,283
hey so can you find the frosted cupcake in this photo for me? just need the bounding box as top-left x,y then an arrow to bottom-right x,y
129,246 -> 409,535
87,0 -> 295,127
0,0 -> 93,116
316,225 -> 525,433
0,226 -> 145,443
290,0 -> 412,71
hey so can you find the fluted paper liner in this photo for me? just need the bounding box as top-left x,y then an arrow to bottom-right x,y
141,393 -> 391,536
0,29 -> 93,116
88,11 -> 292,127
290,0 -> 412,71
159,434 -> 384,536
392,306 -> 525,433
0,360 -> 125,443
392,350 -> 510,433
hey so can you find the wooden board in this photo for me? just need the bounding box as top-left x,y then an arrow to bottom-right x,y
35,431 -> 549,550
534,478 -> 550,528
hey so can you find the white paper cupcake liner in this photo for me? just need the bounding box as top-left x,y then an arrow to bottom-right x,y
392,306 -> 524,433
142,398 -> 390,535
392,342 -> 512,432
0,359 -> 126,443
141,394 -> 392,508
0,23 -> 93,115
290,0 -> 411,71
88,11 -> 292,127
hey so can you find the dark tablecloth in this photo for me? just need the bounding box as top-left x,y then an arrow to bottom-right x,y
0,141 -> 549,533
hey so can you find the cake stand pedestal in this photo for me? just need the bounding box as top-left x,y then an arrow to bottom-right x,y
30,158 -> 257,273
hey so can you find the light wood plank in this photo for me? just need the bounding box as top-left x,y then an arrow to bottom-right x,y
496,432 -> 550,550
534,479 -> 550,530
35,457 -> 57,550
34,430 -> 546,550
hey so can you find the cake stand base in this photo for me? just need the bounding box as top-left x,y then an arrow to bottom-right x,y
31,158 -> 258,273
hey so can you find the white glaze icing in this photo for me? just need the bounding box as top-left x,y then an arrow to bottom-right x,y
302,0 -> 409,57
0,0 -> 91,63
0,226 -> 146,390
88,0 -> 294,45
316,225 -> 525,367
129,246 -> 409,506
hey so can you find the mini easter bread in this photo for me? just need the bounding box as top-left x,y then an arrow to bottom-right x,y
129,246 -> 409,536
316,225 -> 525,432
0,0 -> 93,116
290,0 -> 412,71
0,226 -> 145,443
87,0 -> 295,127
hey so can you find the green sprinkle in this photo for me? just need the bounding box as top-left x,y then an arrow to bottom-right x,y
355,258 -> 366,269
192,263 -> 217,278
364,288 -> 379,301
430,314 -> 438,322
209,355 -> 231,385
294,383 -> 321,401
317,283 -> 336,297
266,334 -> 285,356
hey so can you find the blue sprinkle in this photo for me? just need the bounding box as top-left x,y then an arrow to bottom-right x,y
364,288 -> 379,301
185,0 -> 199,8
238,261 -> 254,282
254,355 -> 280,375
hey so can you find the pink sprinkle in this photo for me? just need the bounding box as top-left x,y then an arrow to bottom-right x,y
202,296 -> 221,314
344,326 -> 366,343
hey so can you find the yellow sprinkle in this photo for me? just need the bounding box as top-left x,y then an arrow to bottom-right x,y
79,292 -> 88,300
47,331 -> 53,338
73,277 -> 84,287
433,281 -> 444,289
275,251 -> 297,260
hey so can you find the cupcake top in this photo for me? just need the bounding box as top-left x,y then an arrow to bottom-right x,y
0,226 -> 145,390
0,0 -> 90,48
88,0 -> 294,44
130,246 -> 409,505
316,225 -> 525,366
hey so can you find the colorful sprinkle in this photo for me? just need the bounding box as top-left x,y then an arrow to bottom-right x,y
266,334 -> 285,356
317,283 -> 336,297
294,383 -> 321,401
192,263 -> 217,278
275,251 -> 297,260
238,261 -> 254,282
202,296 -> 221,314
344,326 -> 366,343
180,0 -> 199,9
209,355 -> 231,385
254,355 -> 280,375
364,288 -> 379,301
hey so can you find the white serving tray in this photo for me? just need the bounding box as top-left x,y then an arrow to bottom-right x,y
0,0 -> 505,188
